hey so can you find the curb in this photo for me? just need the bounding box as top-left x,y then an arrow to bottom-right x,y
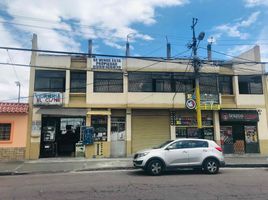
1,164 -> 268,176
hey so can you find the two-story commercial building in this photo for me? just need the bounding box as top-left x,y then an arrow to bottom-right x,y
25,34 -> 268,160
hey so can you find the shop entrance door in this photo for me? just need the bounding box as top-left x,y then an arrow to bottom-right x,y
111,117 -> 126,158
233,125 -> 245,154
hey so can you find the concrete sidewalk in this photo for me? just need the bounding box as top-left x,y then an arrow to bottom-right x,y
0,155 -> 268,176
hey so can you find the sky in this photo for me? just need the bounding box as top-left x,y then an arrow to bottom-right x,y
0,0 -> 267,102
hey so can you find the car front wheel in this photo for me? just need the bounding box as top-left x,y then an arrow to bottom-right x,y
204,159 -> 219,174
147,160 -> 163,176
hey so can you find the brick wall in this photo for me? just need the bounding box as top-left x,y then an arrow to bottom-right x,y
0,147 -> 25,161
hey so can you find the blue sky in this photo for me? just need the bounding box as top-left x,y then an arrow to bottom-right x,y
0,0 -> 267,101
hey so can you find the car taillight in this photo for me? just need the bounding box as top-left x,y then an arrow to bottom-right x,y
215,146 -> 222,152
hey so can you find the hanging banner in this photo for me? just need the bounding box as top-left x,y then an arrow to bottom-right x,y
33,92 -> 63,106
92,58 -> 122,70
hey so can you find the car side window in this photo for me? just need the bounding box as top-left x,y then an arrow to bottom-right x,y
168,141 -> 189,149
188,140 -> 208,148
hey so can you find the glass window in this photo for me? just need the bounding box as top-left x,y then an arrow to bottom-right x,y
173,73 -> 195,93
70,71 -> 86,93
218,75 -> 233,94
238,76 -> 263,94
94,72 -> 123,93
152,73 -> 172,92
128,72 -> 153,92
0,123 -> 11,141
35,70 -> 66,92
128,72 -> 195,93
168,140 -> 189,149
188,140 -> 208,148
200,74 -> 218,94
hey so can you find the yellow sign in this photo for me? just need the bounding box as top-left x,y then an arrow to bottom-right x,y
199,104 -> 221,110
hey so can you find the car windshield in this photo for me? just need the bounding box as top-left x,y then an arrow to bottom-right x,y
153,140 -> 174,149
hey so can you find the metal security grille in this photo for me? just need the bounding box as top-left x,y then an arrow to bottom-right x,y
132,110 -> 170,153
0,123 -> 11,141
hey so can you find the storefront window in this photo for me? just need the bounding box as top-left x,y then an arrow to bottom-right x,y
35,70 -> 66,92
70,71 -> 86,93
220,110 -> 260,154
91,116 -> 108,141
94,72 -> 123,93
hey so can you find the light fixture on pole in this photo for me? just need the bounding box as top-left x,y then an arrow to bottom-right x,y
15,81 -> 21,103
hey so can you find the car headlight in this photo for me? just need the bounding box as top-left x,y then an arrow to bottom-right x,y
137,152 -> 149,158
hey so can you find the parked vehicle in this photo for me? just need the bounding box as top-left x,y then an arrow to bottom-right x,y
133,138 -> 225,175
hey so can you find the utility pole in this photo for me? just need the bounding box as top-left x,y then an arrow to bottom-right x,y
190,18 -> 205,137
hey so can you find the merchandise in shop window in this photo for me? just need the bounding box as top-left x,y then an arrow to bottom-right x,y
244,126 -> 258,144
220,126 -> 233,145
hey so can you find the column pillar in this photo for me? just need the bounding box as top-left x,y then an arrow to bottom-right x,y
126,108 -> 132,156
213,111 -> 221,145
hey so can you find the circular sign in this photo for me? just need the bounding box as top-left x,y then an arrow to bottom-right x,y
186,99 -> 196,109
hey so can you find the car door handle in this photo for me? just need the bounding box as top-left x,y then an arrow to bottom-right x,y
203,149 -> 208,152
182,151 -> 187,153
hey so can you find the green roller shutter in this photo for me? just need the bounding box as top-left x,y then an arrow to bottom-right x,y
132,110 -> 170,153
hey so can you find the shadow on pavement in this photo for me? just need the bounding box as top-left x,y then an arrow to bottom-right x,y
127,168 -> 223,176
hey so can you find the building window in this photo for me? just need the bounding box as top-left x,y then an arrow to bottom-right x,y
128,72 -> 153,92
218,75 -> 233,94
173,74 -> 195,93
200,74 -> 218,94
0,123 -> 11,141
153,73 -> 172,92
35,70 -> 66,92
128,72 -> 195,93
94,72 -> 123,93
239,76 -> 263,94
70,71 -> 86,93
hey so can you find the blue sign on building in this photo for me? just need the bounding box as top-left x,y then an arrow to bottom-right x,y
81,126 -> 94,145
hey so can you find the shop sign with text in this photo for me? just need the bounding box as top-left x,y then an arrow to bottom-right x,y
220,110 -> 259,122
33,92 -> 63,106
92,58 -> 122,70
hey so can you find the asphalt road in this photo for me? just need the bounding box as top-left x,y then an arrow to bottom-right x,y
1,168 -> 268,200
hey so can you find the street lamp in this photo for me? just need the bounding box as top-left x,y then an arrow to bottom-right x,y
15,81 -> 21,103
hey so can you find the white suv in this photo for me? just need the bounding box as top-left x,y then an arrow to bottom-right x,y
133,138 -> 225,175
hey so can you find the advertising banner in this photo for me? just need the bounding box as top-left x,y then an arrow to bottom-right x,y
33,92 -> 63,106
92,58 -> 122,70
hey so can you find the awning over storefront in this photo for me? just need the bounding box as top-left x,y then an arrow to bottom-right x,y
36,108 -> 87,116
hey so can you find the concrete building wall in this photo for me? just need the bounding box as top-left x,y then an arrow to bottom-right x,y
0,113 -> 28,161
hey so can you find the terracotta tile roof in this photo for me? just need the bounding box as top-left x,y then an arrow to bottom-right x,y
0,102 -> 29,113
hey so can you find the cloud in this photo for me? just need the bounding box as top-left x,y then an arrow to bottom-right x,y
0,0 -> 188,102
213,11 -> 260,40
244,0 -> 268,7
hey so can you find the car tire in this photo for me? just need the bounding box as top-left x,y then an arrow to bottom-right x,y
203,158 -> 219,174
147,159 -> 163,176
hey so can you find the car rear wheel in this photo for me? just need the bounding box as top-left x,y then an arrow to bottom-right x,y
204,158 -> 219,174
147,160 -> 163,176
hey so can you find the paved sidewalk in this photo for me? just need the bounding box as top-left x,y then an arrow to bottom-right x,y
0,155 -> 268,176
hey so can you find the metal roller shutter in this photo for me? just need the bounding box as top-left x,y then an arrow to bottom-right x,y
132,110 -> 170,153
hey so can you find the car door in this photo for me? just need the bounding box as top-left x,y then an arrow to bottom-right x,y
164,140 -> 189,167
187,140 -> 209,166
